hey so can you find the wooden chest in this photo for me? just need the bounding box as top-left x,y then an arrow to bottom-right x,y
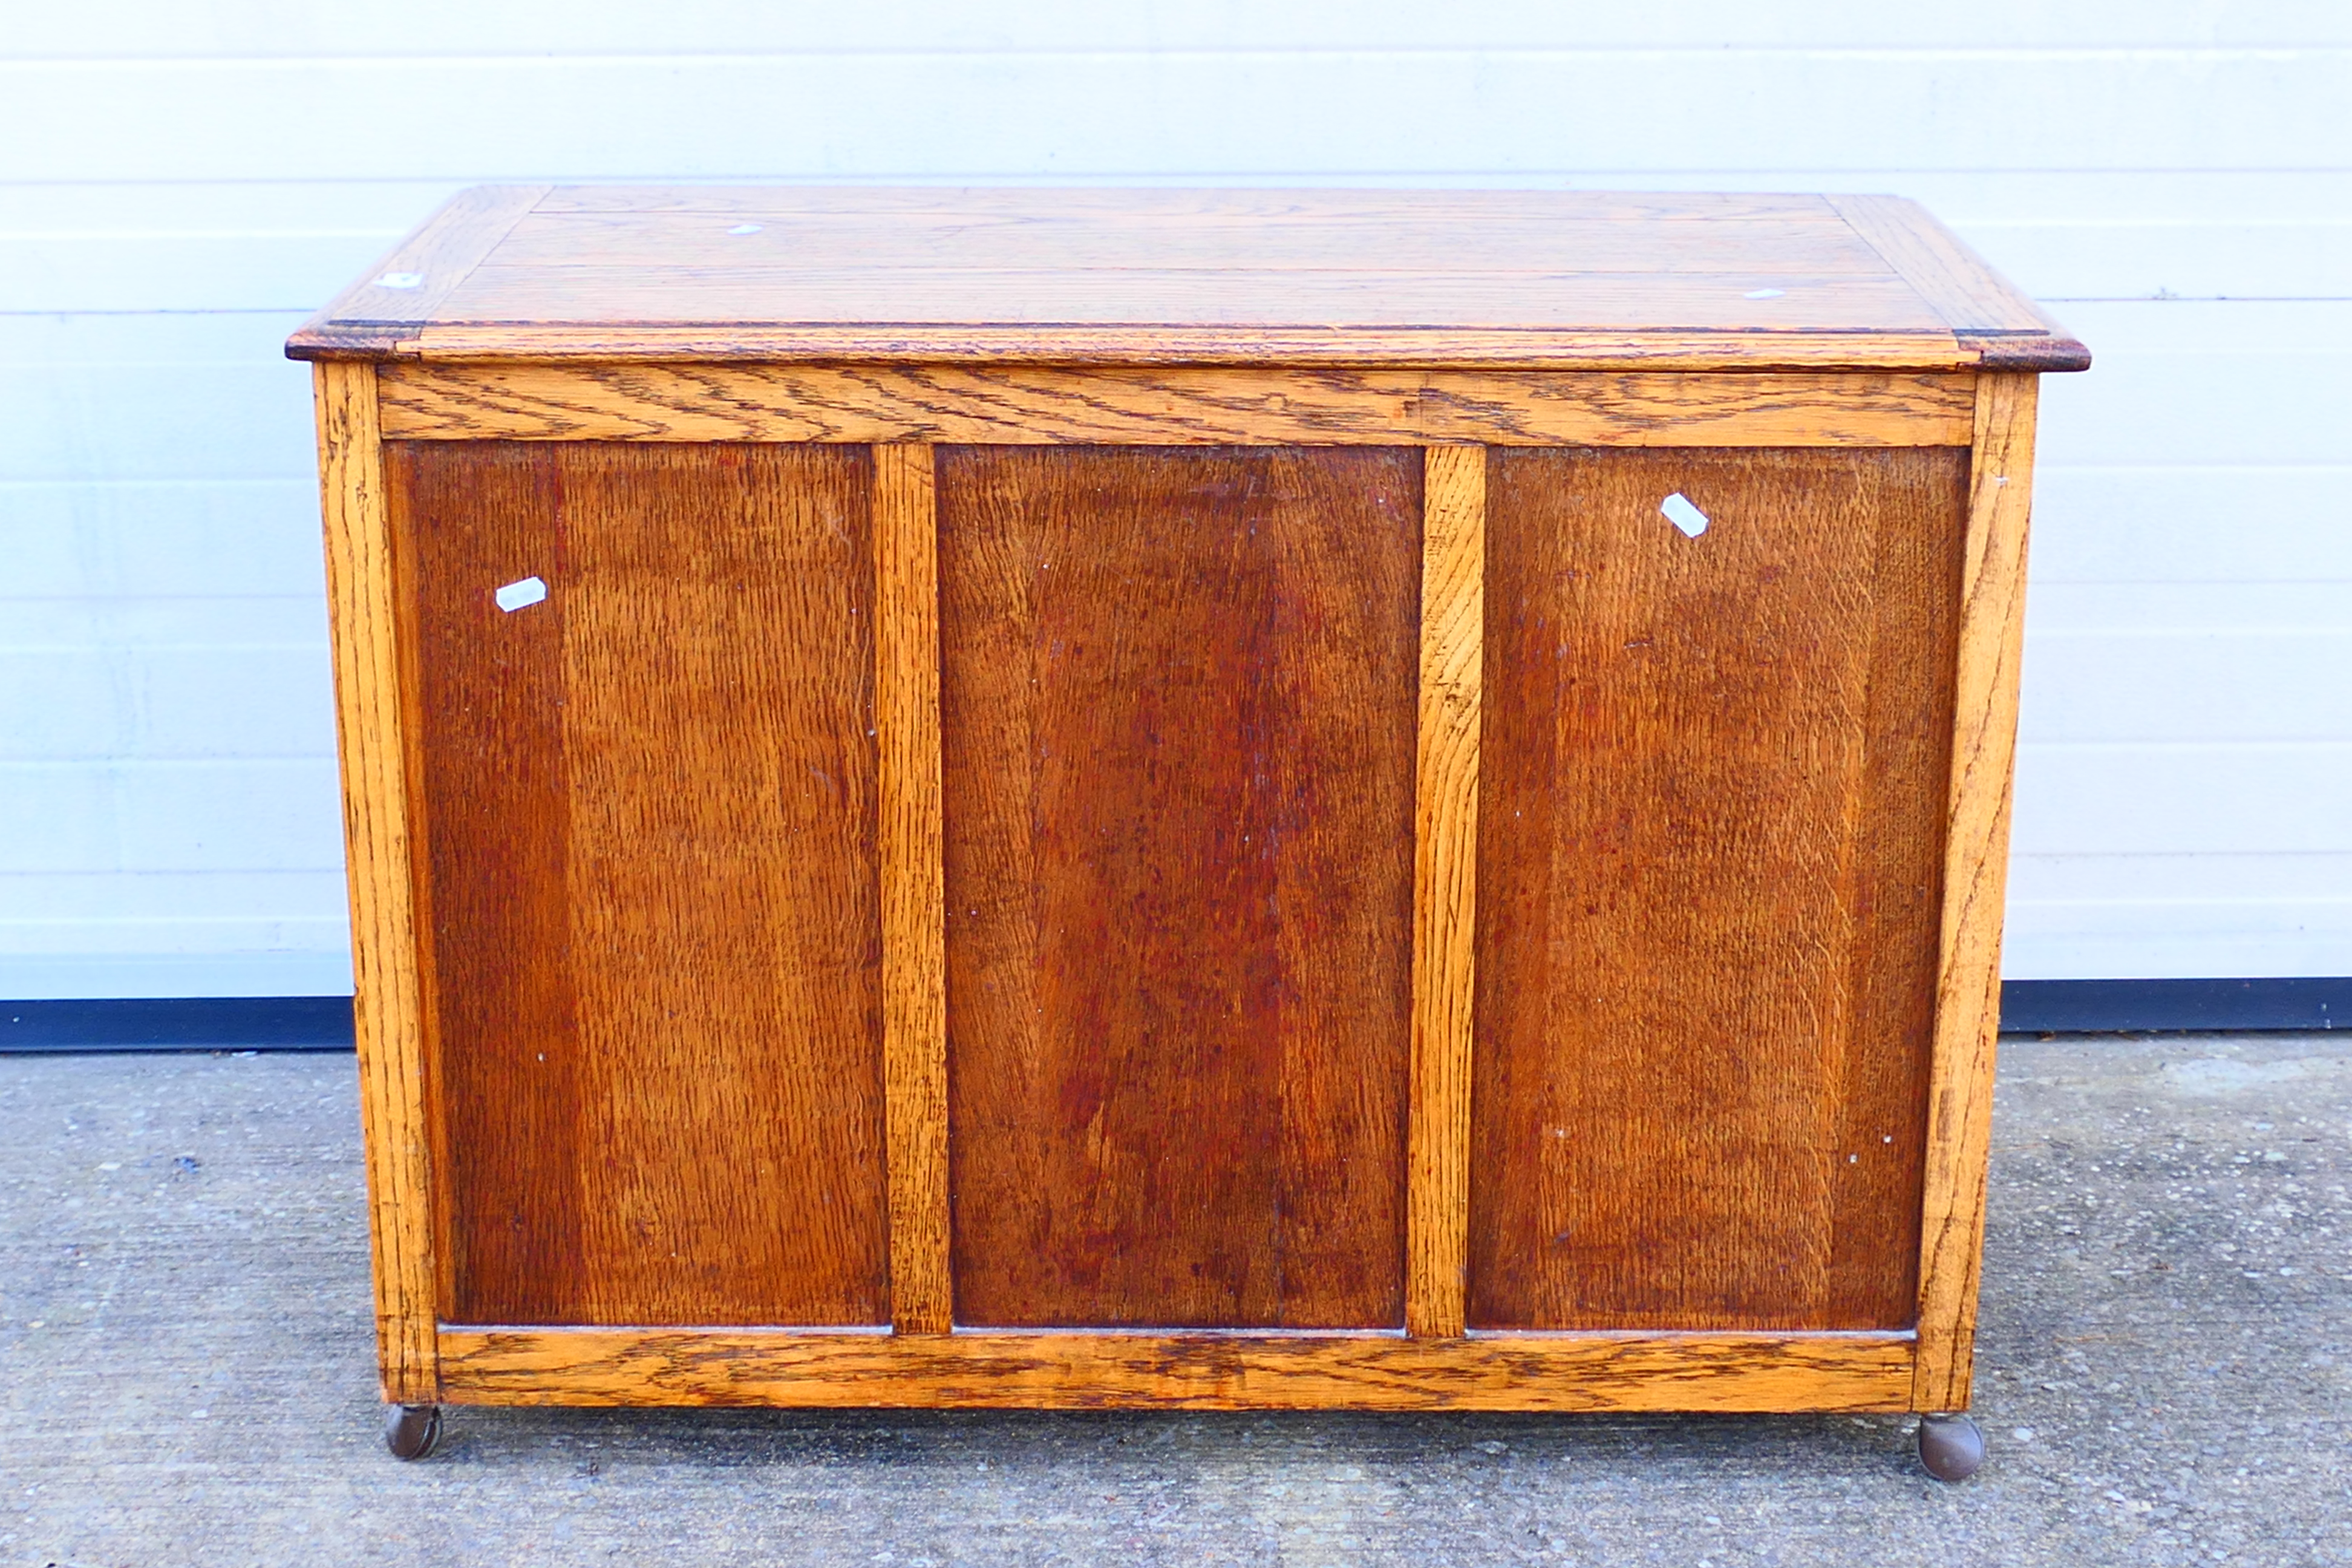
289,188 -> 2086,1460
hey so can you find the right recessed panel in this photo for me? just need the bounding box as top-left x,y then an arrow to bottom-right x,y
1471,445 -> 1968,1331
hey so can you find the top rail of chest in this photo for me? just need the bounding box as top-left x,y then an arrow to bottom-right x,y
287,188 -> 2088,374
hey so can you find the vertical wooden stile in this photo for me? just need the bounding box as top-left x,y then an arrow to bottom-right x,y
1913,373 -> 2038,1410
876,442 -> 954,1334
1406,445 -> 1487,1339
315,362 -> 439,1401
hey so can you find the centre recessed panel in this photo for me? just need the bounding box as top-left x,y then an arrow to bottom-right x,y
937,445 -> 1421,1329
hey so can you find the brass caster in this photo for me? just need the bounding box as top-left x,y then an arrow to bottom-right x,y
385,1402 -> 442,1460
1916,1413 -> 1985,1482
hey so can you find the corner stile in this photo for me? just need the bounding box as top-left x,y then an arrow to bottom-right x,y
1913,373 -> 2037,1410
315,361 -> 440,1402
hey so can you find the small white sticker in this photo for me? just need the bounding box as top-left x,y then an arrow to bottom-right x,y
728,223 -> 763,235
374,271 -> 425,290
495,576 -> 548,612
1661,492 -> 1710,538
1744,287 -> 1785,299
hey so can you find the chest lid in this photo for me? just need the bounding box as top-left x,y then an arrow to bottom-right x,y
287,186 -> 2086,373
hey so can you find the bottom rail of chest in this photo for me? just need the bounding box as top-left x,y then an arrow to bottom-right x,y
427,1325 -> 1922,1413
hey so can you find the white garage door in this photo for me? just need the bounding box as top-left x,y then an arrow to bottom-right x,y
2,2 -> 2346,997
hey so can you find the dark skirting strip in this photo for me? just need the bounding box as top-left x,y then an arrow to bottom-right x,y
1,996 -> 356,1053
2001,978 -> 2345,1034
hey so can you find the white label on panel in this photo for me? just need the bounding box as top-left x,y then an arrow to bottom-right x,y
495,576 -> 549,612
1661,492 -> 1710,538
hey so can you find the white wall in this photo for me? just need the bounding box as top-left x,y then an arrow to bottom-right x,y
2,2 -> 2347,996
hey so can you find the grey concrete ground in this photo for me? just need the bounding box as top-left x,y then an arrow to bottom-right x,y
1,1034 -> 2346,1567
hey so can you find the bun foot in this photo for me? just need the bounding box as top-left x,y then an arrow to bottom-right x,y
385,1402 -> 442,1460
1916,1413 -> 1985,1482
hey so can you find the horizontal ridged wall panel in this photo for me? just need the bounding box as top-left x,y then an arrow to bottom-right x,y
4,4 -> 2345,995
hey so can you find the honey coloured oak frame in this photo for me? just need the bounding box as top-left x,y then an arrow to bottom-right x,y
313,361 -> 2034,1414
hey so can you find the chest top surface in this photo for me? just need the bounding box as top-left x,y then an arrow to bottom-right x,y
287,186 -> 2086,373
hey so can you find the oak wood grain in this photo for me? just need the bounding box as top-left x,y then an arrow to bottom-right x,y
1405,446 -> 1485,1339
389,440 -> 891,1327
1827,195 -> 2089,371
434,1325 -> 1917,1413
381,324 -> 1985,371
292,187 -> 2091,370
436,269 -> 1947,334
313,362 -> 439,1404
294,186 -> 550,354
393,440 -> 578,1327
1471,445 -> 1965,1332
489,209 -> 1892,275
938,445 -> 1420,1330
1913,374 -> 2039,1411
376,364 -> 1976,448
876,443 -> 952,1336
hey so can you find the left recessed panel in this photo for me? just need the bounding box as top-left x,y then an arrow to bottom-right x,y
386,440 -> 889,1327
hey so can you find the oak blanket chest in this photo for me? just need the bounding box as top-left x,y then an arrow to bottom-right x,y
288,187 -> 2088,1471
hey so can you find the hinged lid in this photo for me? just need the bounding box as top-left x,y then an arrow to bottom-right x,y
287,186 -> 2088,372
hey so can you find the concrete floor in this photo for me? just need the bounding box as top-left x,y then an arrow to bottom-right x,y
1,1034 -> 2345,1567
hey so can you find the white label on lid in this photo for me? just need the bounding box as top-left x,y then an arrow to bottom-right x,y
374,271 -> 425,290
1660,492 -> 1710,538
495,576 -> 548,612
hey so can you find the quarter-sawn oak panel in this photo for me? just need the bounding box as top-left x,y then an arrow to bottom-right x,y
389,440 -> 890,1327
938,445 -> 1420,1330
1471,445 -> 1966,1331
